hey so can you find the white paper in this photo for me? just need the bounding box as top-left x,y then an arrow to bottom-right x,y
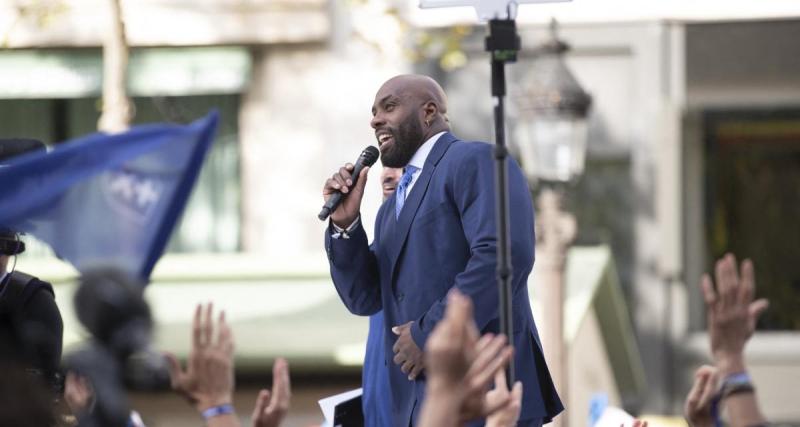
318,387 -> 363,427
594,406 -> 635,427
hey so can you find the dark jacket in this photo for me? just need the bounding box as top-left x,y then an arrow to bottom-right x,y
0,271 -> 64,384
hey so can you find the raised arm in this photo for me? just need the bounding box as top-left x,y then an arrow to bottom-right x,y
166,303 -> 240,427
700,254 -> 769,427
323,163 -> 382,316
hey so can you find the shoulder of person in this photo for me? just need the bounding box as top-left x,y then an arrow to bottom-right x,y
442,137 -> 493,162
9,271 -> 55,303
448,136 -> 525,170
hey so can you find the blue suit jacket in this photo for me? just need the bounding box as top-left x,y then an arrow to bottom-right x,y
362,311 -> 393,426
325,133 -> 563,427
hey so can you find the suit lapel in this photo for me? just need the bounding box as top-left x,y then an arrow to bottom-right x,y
386,132 -> 458,283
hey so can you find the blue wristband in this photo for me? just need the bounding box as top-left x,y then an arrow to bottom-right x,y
201,403 -> 234,420
711,395 -> 723,427
711,372 -> 752,427
722,372 -> 751,387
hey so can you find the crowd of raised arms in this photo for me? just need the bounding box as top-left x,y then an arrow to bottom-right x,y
0,252 -> 768,427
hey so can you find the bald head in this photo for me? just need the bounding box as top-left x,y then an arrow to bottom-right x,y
375,75 -> 449,130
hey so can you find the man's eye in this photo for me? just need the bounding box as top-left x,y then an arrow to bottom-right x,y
385,104 -> 395,111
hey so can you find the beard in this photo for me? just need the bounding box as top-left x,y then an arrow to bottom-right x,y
379,115 -> 425,168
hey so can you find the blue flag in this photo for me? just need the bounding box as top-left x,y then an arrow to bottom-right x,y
0,111 -> 219,280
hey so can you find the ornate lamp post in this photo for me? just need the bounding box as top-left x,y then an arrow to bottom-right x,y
515,20 -> 592,427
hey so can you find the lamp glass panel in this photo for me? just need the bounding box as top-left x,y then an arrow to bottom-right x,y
521,117 -> 586,182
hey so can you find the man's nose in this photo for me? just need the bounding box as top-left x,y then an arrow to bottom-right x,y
371,114 -> 385,129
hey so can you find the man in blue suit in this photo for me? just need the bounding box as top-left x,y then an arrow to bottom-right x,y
323,75 -> 562,427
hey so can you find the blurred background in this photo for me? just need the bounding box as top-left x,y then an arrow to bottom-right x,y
1,0 -> 799,425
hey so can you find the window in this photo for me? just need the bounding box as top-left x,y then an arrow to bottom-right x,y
704,109 -> 800,330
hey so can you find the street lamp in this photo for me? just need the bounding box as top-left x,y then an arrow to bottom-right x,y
514,19 -> 591,427
516,20 -> 592,184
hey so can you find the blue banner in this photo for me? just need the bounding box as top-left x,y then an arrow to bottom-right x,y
0,112 -> 219,280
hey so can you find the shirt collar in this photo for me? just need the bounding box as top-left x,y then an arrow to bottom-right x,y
408,131 -> 445,171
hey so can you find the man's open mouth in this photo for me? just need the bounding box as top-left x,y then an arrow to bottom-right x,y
377,131 -> 394,147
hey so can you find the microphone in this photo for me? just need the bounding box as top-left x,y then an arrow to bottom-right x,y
318,146 -> 380,221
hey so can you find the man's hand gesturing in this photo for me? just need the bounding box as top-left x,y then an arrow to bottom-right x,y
323,163 -> 370,228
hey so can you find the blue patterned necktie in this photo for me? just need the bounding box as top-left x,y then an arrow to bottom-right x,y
395,165 -> 418,219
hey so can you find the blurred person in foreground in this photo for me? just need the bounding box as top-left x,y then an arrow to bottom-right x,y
63,370 -> 147,427
418,289 -> 523,427
0,138 -> 64,391
166,303 -> 291,427
0,361 -> 58,427
363,166 -> 403,426
683,254 -> 768,427
322,74 -> 561,427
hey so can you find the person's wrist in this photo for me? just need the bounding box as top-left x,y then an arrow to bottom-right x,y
715,352 -> 746,376
331,215 -> 356,230
199,403 -> 236,424
425,385 -> 463,407
196,395 -> 234,413
427,376 -> 463,395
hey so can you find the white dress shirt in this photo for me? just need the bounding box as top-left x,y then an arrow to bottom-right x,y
404,131 -> 445,196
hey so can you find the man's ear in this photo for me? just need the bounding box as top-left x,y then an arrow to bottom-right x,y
423,101 -> 438,122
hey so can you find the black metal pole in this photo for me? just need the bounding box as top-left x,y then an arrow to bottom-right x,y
485,18 -> 520,386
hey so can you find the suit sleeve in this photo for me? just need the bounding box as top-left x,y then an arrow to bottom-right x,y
325,220 -> 382,316
410,146 -> 535,348
23,286 -> 64,379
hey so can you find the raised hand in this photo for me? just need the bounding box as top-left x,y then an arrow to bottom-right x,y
486,370 -> 523,427
322,163 -> 370,228
424,291 -> 473,391
459,333 -> 514,421
64,371 -> 94,416
700,254 -> 768,374
251,358 -> 291,427
420,290 -> 515,426
684,365 -> 718,427
165,303 -> 235,412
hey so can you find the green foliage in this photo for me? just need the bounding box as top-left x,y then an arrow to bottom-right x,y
408,25 -> 473,71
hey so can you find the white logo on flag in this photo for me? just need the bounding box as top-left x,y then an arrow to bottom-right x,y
104,169 -> 164,222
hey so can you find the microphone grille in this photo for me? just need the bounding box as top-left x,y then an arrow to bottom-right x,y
361,146 -> 380,166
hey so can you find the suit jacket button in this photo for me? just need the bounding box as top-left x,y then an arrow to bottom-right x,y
397,292 -> 404,302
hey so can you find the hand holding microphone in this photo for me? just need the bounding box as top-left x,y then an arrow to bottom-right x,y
319,146 -> 379,225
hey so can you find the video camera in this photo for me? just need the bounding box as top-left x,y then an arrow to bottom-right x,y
67,267 -> 167,427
